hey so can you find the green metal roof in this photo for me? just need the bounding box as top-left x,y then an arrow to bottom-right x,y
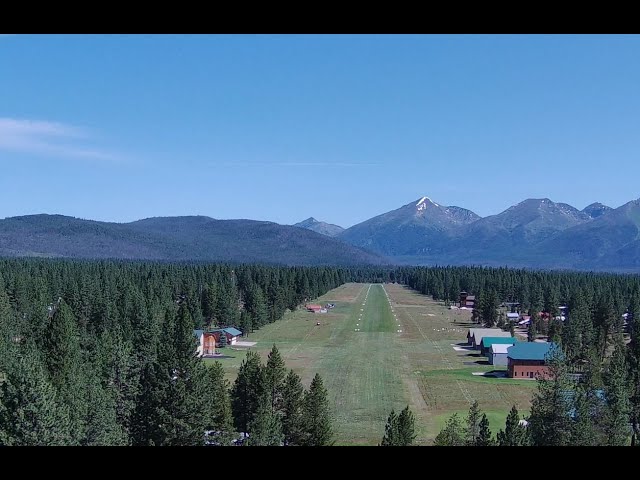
223,327 -> 242,336
507,342 -> 556,361
481,336 -> 517,348
212,327 -> 242,336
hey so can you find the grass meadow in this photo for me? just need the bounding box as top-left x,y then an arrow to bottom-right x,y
208,283 -> 536,445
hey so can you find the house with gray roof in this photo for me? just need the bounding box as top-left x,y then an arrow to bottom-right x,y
467,328 -> 512,349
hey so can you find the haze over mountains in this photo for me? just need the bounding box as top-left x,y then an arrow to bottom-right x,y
3,195 -> 640,271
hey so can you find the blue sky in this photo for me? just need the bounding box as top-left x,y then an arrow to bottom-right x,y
1,34 -> 640,228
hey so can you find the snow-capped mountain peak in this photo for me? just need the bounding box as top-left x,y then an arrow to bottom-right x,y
416,196 -> 439,211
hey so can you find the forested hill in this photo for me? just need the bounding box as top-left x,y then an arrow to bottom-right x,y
0,214 -> 387,266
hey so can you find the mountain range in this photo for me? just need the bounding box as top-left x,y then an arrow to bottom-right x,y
295,196 -> 640,271
0,214 -> 386,266
3,195 -> 640,271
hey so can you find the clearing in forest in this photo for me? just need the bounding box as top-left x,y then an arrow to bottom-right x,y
211,282 -> 536,445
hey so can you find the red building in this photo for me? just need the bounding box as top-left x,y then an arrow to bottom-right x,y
507,342 -> 555,379
306,304 -> 323,313
459,292 -> 476,308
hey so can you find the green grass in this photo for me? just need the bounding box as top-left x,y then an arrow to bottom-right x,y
213,282 -> 537,445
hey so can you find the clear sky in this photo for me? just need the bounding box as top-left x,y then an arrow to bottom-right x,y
1,34 -> 639,228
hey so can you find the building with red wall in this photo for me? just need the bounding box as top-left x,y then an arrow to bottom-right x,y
507,342 -> 556,379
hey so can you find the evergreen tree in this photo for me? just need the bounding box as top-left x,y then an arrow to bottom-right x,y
154,303 -> 207,445
465,400 -> 481,445
628,292 -> 640,445
264,344 -> 287,415
528,346 -> 573,446
547,318 -> 562,344
0,281 -> 16,376
497,405 -> 527,446
603,342 -> 631,446
42,300 -> 88,444
230,350 -> 265,437
527,320 -> 537,342
477,413 -> 493,446
434,413 -> 465,446
380,409 -> 399,446
396,406 -> 417,446
482,289 -> 499,328
130,360 -> 164,446
246,394 -> 284,446
83,370 -> 128,446
570,348 -> 605,446
239,311 -> 253,337
96,326 -> 139,436
0,347 -> 72,445
281,369 -> 305,446
203,361 -> 235,445
301,373 -> 333,446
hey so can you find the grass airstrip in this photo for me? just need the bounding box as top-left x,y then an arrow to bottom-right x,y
207,283 -> 536,445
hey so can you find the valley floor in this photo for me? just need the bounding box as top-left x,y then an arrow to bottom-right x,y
210,283 -> 536,445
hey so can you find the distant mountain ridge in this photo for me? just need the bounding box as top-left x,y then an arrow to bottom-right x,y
582,202 -> 612,219
293,217 -> 344,237
338,196 -> 480,256
0,214 -> 387,266
336,196 -> 640,271
2,195 -> 640,271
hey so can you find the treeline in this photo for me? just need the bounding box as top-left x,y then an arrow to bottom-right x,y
403,265 -> 640,446
4,258 -> 640,445
405,265 -> 640,359
0,259 -> 355,445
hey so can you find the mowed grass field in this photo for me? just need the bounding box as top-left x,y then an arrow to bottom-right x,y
209,283 -> 537,445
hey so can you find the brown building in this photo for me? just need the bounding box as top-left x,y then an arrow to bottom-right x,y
507,342 -> 555,379
194,330 -> 217,357
459,292 -> 476,308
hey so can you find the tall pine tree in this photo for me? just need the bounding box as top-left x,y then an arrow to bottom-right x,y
380,409 -> 399,446
0,346 -> 72,445
203,361 -> 235,445
301,373 -> 333,446
230,350 -> 265,437
281,369 -> 305,446
528,346 -> 573,446
497,405 -> 527,446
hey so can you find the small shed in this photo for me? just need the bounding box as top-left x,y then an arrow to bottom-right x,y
489,343 -> 511,366
306,304 -> 323,313
212,327 -> 243,346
